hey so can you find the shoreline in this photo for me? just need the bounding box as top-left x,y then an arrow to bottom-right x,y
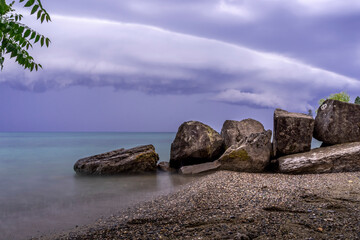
35,171 -> 360,240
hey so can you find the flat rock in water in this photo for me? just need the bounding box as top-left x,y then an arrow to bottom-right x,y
74,145 -> 159,175
179,160 -> 221,174
221,119 -> 265,149
314,99 -> 360,145
170,121 -> 224,169
278,142 -> 360,174
218,130 -> 272,172
273,108 -> 314,157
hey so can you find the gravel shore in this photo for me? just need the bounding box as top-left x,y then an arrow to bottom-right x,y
36,171 -> 360,240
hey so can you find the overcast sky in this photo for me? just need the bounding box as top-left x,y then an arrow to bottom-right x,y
1,0 -> 360,132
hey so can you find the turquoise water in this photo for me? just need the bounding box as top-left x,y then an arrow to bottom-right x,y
0,133 -> 322,240
0,132 -> 199,240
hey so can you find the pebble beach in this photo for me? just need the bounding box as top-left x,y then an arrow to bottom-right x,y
36,170 -> 360,240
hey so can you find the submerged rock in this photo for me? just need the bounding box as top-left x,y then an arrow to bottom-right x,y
74,145 -> 159,175
278,142 -> 360,174
221,119 -> 265,149
314,99 -> 360,145
179,160 -> 221,175
157,161 -> 176,173
218,130 -> 272,172
273,108 -> 314,157
170,121 -> 224,169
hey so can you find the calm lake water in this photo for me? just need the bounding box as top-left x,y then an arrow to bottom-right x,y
0,132 -> 200,240
0,132 -> 322,240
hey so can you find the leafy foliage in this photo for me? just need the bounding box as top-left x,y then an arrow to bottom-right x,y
355,96 -> 360,105
317,91 -> 350,112
0,0 -> 50,71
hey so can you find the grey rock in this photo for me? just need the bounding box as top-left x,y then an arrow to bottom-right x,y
218,130 -> 272,172
273,108 -> 314,157
74,145 -> 159,175
314,99 -> 360,145
170,121 -> 224,169
278,142 -> 360,174
157,161 -> 176,173
221,119 -> 265,149
179,160 -> 221,174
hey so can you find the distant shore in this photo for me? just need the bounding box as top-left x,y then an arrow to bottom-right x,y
35,171 -> 360,240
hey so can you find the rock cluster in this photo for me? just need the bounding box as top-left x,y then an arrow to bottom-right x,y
74,100 -> 360,175
277,100 -> 360,174
169,119 -> 272,174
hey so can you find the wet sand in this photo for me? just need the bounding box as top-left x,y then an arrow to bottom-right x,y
35,171 -> 360,240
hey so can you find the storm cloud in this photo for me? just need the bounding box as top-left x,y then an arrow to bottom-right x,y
2,12 -> 359,112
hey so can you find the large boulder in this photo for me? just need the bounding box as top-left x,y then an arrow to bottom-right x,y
218,130 -> 272,172
278,142 -> 360,174
273,109 -> 314,157
74,145 -> 159,175
170,121 -> 224,169
314,99 -> 360,145
179,160 -> 221,175
221,119 -> 265,149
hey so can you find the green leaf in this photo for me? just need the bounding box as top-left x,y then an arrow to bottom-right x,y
30,31 -> 36,40
18,26 -> 25,34
45,37 -> 50,47
10,50 -> 17,59
30,5 -> 39,15
37,9 -> 42,19
41,13 -> 45,23
40,36 -> 44,46
24,0 -> 35,8
19,0 -> 25,3
34,35 -> 40,43
23,29 -> 31,38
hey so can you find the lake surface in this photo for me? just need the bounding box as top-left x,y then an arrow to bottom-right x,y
0,132 -> 200,240
0,132 -> 322,240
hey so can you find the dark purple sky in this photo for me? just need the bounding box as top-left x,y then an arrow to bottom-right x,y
1,0 -> 360,132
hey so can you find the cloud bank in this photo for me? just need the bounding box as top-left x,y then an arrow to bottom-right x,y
2,14 -> 359,111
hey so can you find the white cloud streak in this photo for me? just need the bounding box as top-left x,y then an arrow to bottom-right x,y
1,14 -> 359,111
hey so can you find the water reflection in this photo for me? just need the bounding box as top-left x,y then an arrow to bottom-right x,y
0,171 -> 198,240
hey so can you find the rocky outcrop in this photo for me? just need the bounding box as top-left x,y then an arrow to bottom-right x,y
74,145 -> 159,175
278,142 -> 360,174
218,130 -> 272,172
314,99 -> 360,145
179,160 -> 221,175
170,121 -> 224,169
157,162 -> 176,173
273,109 -> 314,157
221,119 -> 265,149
